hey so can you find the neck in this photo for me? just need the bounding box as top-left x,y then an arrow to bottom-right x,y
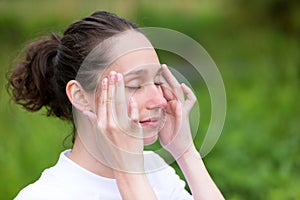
68,137 -> 115,179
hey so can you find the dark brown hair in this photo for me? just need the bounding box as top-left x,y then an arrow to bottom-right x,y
7,11 -> 138,142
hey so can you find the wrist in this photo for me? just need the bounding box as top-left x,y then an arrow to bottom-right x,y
114,171 -> 157,200
109,152 -> 145,173
176,145 -> 200,163
114,170 -> 147,182
114,171 -> 148,191
113,169 -> 145,179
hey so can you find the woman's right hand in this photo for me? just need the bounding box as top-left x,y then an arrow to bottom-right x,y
83,71 -> 144,173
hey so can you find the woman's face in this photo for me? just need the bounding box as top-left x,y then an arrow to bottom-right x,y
104,48 -> 168,145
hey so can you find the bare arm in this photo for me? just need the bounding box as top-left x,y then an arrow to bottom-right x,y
159,64 -> 224,199
177,146 -> 224,200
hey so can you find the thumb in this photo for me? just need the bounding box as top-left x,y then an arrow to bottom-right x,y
82,110 -> 97,123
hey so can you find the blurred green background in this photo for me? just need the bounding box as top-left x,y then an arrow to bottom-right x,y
1,0 -> 300,199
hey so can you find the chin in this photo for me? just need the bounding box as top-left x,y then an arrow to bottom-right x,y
143,134 -> 158,146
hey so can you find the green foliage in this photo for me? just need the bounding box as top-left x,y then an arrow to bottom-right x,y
1,1 -> 299,199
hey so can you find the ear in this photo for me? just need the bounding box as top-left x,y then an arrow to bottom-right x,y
66,80 -> 90,112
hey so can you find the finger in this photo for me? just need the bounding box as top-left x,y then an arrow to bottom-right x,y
94,76 -> 102,117
82,110 -> 97,123
98,77 -> 108,125
181,83 -> 197,111
161,84 -> 176,102
107,71 -> 117,126
129,97 -> 139,123
115,73 -> 129,122
161,64 -> 181,89
161,64 -> 184,101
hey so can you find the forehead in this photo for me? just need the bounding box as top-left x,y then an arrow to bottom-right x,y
97,30 -> 160,78
109,49 -> 160,74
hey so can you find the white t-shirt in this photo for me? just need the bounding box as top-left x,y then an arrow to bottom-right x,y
14,150 -> 193,200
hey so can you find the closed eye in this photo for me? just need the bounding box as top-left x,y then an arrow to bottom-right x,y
154,82 -> 164,86
125,82 -> 164,90
125,86 -> 141,90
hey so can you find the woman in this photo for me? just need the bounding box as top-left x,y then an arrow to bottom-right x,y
8,11 -> 224,199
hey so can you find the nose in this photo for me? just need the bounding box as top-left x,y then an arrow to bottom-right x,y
144,84 -> 167,110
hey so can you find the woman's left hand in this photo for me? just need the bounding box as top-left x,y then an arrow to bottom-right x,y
159,64 -> 197,159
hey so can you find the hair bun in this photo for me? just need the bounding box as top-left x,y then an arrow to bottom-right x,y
7,33 -> 62,115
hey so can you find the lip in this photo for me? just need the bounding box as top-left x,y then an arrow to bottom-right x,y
139,117 -> 160,128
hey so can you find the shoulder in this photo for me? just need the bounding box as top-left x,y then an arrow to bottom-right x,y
14,165 -> 70,200
14,181 -> 56,200
13,149 -> 119,200
14,150 -> 72,200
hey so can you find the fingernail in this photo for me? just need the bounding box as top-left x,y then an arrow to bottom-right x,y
109,71 -> 116,80
102,78 -> 108,86
161,64 -> 167,68
117,73 -> 122,81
